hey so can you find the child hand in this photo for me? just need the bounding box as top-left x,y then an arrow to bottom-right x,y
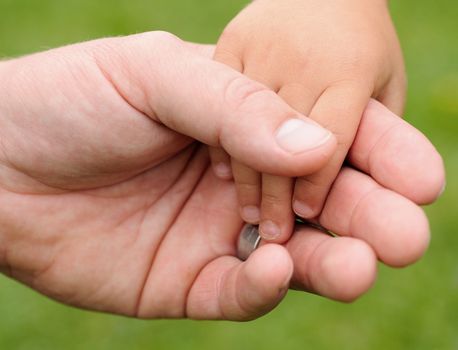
210,0 -> 406,243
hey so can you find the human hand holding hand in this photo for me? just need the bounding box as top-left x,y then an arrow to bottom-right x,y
0,31 -> 335,319
212,0 -> 408,242
0,32 -> 444,320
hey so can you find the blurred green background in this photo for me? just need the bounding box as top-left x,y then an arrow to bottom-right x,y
0,0 -> 456,349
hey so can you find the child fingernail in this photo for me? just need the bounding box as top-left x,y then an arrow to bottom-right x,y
275,119 -> 331,154
241,206 -> 260,223
293,200 -> 315,219
213,162 -> 232,179
259,220 -> 281,240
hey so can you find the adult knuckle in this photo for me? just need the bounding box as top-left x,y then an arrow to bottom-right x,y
223,76 -> 272,112
98,31 -> 184,62
119,31 -> 184,55
146,31 -> 182,47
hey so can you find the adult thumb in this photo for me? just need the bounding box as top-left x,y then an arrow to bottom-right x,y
98,32 -> 336,176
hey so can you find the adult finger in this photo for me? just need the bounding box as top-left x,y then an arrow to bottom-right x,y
285,226 -> 377,302
318,167 -> 430,267
293,83 -> 371,219
96,32 -> 336,177
187,244 -> 293,320
348,99 -> 445,204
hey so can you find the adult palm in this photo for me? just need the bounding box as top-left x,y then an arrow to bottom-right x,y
0,32 -> 444,321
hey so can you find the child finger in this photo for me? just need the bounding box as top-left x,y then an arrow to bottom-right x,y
277,82 -> 321,115
259,174 -> 295,243
232,159 -> 262,224
293,83 -> 371,219
209,147 -> 233,180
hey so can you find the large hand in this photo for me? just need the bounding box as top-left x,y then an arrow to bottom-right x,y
0,33 -> 444,320
0,31 -> 334,320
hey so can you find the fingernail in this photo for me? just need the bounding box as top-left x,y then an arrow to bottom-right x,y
241,206 -> 260,223
213,162 -> 232,179
293,200 -> 315,219
275,119 -> 331,154
259,220 -> 281,241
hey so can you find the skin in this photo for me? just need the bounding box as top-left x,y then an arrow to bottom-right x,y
211,0 -> 408,243
0,32 -> 444,320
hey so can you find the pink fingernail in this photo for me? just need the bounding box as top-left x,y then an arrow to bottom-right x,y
213,162 -> 232,179
259,220 -> 281,241
241,206 -> 260,223
293,200 -> 315,219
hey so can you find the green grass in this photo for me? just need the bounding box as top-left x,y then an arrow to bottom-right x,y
0,0 -> 457,349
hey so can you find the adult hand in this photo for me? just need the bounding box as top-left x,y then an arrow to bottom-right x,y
0,32 -> 444,320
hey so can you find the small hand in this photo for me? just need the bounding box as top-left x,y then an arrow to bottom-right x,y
212,0 -> 408,242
